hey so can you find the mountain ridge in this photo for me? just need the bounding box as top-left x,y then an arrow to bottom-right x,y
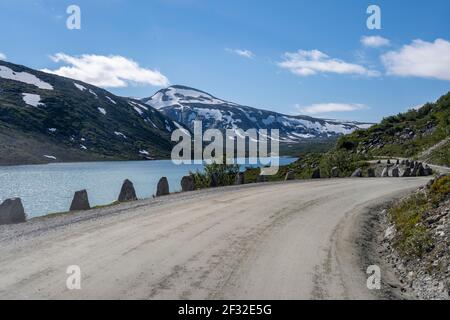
142,85 -> 373,143
0,60 -> 179,165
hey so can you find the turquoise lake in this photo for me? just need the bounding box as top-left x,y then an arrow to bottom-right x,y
0,158 -> 297,218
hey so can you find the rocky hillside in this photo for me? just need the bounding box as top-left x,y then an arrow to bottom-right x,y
338,92 -> 450,166
380,174 -> 450,299
0,60 -> 181,165
142,85 -> 372,143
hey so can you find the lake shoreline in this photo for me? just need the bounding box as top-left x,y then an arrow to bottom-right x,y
0,156 -> 297,168
0,157 -> 297,218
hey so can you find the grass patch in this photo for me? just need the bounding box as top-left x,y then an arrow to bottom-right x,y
33,201 -> 121,220
388,174 -> 450,258
92,201 -> 120,210
427,140 -> 450,167
269,150 -> 372,180
388,193 -> 432,257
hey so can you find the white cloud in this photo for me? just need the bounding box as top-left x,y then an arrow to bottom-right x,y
296,103 -> 368,115
361,36 -> 390,48
226,48 -> 255,59
41,53 -> 169,88
381,39 -> 450,81
0,52 -> 6,60
278,50 -> 379,77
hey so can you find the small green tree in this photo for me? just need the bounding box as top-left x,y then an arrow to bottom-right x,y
190,159 -> 240,189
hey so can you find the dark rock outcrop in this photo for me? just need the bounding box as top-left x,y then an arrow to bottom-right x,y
424,165 -> 433,176
392,167 -> 400,177
210,173 -> 219,187
156,177 -> 170,196
411,162 -> 420,176
235,172 -> 245,185
0,198 -> 26,225
402,168 -> 411,177
416,163 -> 425,176
311,168 -> 321,179
181,176 -> 195,192
331,167 -> 339,178
69,190 -> 90,211
351,168 -> 363,178
118,179 -> 137,202
285,170 -> 295,181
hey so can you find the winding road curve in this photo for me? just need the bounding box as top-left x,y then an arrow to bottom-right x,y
0,177 -> 430,299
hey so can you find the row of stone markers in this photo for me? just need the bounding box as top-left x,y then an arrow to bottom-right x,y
282,158 -> 434,180
352,159 -> 433,178
69,175 -> 197,212
0,175 -> 197,225
375,159 -> 433,177
284,167 -> 321,180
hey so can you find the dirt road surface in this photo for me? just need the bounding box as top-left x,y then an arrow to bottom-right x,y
0,177 -> 430,299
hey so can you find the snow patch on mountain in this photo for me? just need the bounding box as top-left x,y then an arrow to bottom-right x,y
133,106 -> 144,116
74,83 -> 87,91
143,85 -> 237,109
129,100 -> 148,111
173,121 -> 189,135
22,93 -> 44,107
0,66 -> 53,90
195,108 -> 223,121
114,131 -> 127,139
106,96 -> 117,104
165,120 -> 171,132
89,89 -> 98,98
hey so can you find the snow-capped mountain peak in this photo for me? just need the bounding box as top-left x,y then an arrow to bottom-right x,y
143,85 -> 238,109
142,85 -> 373,143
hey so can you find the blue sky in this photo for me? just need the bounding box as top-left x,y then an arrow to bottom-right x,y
0,0 -> 449,122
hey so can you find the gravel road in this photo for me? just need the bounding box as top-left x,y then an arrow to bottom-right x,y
0,177 -> 430,299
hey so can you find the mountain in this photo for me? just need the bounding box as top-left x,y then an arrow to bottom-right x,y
337,91 -> 450,166
142,85 -> 373,143
0,60 -> 180,165
0,60 -> 375,166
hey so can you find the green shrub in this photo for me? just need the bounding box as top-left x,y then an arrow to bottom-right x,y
336,135 -> 359,151
333,91 -> 450,162
430,174 -> 450,205
427,141 -> 450,167
190,160 -> 240,189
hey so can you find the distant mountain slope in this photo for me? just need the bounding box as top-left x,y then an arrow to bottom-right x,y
142,85 -> 373,143
0,60 -> 180,165
337,91 -> 450,166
